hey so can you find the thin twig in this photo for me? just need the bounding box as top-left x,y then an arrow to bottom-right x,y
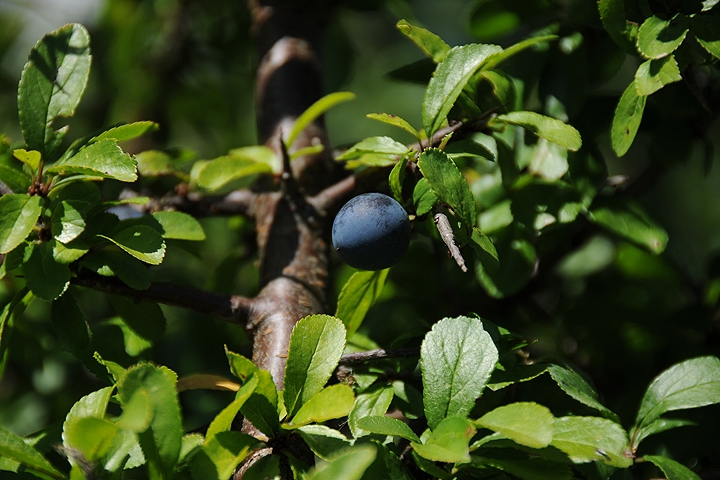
339,347 -> 420,365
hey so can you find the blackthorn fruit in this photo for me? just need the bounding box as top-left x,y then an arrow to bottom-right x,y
332,192 -> 411,270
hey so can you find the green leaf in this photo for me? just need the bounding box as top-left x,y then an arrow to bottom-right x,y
46,138 -> 138,182
349,385 -> 394,438
421,316 -> 499,429
307,444 -> 377,480
492,112 -> 582,151
18,23 -> 91,159
551,416 -> 633,468
630,418 -> 695,449
227,145 -> 281,173
23,242 -> 71,300
476,456 -> 573,480
355,416 -> 421,443
51,289 -> 91,355
81,250 -> 151,290
389,156 -> 408,203
475,402 -> 553,449
598,0 -> 640,54
634,356 -> 720,431
51,200 -> 87,244
297,425 -> 351,461
412,416 -> 475,463
0,288 -> 33,381
206,374 -> 258,441
418,149 -> 476,242
0,194 -> 43,254
396,20 -> 451,63
635,56 -> 682,96
0,426 -> 65,479
283,315 -> 346,418
108,296 -> 166,345
99,225 -> 166,265
547,364 -> 621,423
240,369 -> 281,438
587,199 -> 668,254
367,113 -> 422,141
288,384 -> 355,427
136,150 -> 179,177
413,178 -> 438,216
611,81 -> 647,157
335,269 -> 389,339
151,211 -> 205,241
486,363 -> 548,391
12,149 -> 41,171
65,416 -> 120,462
287,91 -> 355,148
470,229 -> 499,273
644,455 -> 701,480
482,35 -> 558,71
190,432 -> 259,480
480,70 -> 516,111
637,15 -> 689,60
116,389 -> 153,433
119,363 -> 183,478
195,155 -> 272,193
0,164 -> 32,193
337,136 -> 409,161
691,14 -> 720,59
422,43 -> 502,139
90,121 -> 159,143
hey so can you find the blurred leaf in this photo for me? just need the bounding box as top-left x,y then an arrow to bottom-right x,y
0,288 -> 33,380
611,81 -> 647,157
492,112 -> 582,152
51,290 -> 91,355
422,44 -> 502,139
634,356 -> 720,430
81,250 -> 151,290
206,374 -> 258,441
109,296 -> 166,344
421,316 -> 498,429
119,363 -> 183,478
482,35 -> 558,71
47,139 -> 137,182
151,211 -> 206,241
116,388 -> 153,433
418,149 -> 476,242
412,416 -> 475,463
555,235 -> 616,279
356,416 -> 421,443
18,23 -> 91,159
587,199 -> 668,254
99,225 -> 166,265
367,113 -> 422,140
480,70 -> 516,111
0,194 -> 43,254
644,455 -> 701,480
65,416 -> 119,462
477,456 -> 573,480
194,155 -> 271,193
349,385 -> 394,438
90,121 -> 159,143
287,92 -> 356,147
23,242 -> 71,300
283,315 -> 346,418
0,426 -> 65,479
630,418 -> 695,449
475,226 -> 536,298
470,229 -> 500,273
486,364 -> 547,391
288,384 -> 355,427
240,369 -> 280,438
298,425 -> 351,461
227,145 -> 280,174
337,136 -> 409,160
190,432 -> 259,480
389,156 -> 407,202
307,444 -> 376,480
637,15 -> 689,59
547,364 -> 621,423
475,402 -> 553,449
691,14 -> 720,59
396,20 -> 451,62
12,149 -> 41,171
335,269 -> 388,339
413,178 -> 438,216
0,164 -> 32,193
136,150 -> 178,177
598,0 -> 640,54
635,56 -> 682,96
551,416 -> 633,467
528,138 -> 569,180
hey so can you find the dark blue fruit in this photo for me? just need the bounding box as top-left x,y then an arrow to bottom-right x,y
332,193 -> 411,271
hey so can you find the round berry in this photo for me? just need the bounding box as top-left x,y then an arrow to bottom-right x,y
332,193 -> 411,270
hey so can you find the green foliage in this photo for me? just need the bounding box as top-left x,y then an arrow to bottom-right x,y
1,2 -> 719,479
